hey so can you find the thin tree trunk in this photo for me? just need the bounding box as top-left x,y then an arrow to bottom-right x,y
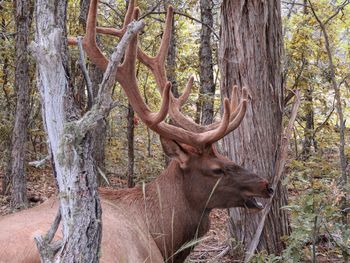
196,0 -> 215,125
80,0 -> 106,185
127,103 -> 135,188
1,10 -> 12,194
164,1 -> 179,98
300,1 -> 315,160
10,0 -> 34,208
219,0 -> 290,255
301,87 -> 314,159
308,0 -> 348,225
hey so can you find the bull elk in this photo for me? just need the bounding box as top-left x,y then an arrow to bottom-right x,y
0,0 -> 274,262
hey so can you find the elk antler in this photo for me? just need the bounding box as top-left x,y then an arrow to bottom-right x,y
69,0 -> 249,149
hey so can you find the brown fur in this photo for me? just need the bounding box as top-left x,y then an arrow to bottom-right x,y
0,143 -> 272,263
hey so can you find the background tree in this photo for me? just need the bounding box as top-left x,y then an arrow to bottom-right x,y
196,0 -> 215,125
219,0 -> 290,255
9,0 -> 34,208
78,0 -> 106,185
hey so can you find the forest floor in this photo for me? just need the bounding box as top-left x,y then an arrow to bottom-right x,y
0,168 -> 344,263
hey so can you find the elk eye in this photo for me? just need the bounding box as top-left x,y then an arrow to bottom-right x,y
212,168 -> 223,175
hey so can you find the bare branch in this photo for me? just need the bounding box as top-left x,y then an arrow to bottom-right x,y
77,36 -> 93,109
141,10 -> 220,40
76,20 -> 145,135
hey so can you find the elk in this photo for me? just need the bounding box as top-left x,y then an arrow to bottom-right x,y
0,0 -> 274,262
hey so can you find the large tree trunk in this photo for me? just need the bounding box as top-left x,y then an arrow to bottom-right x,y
30,0 -> 102,261
196,0 -> 215,125
219,0 -> 290,255
10,0 -> 34,208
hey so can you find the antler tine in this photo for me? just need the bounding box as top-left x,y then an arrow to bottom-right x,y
96,0 -> 137,37
95,5 -> 174,92
169,82 -> 248,134
146,98 -> 231,149
196,98 -> 231,146
116,27 -> 232,149
178,76 -> 194,107
117,27 -> 170,127
137,5 -> 174,91
80,0 -> 109,71
230,85 -> 239,112
69,0 -> 249,149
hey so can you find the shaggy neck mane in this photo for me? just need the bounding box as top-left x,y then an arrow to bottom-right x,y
99,160 -> 211,261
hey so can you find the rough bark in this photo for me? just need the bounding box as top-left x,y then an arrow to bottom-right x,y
127,103 -> 135,188
164,1 -> 179,98
196,0 -> 215,125
219,0 -> 290,254
1,9 -> 13,195
90,64 -> 107,185
30,0 -> 102,261
301,87 -> 315,159
10,0 -> 34,208
80,0 -> 107,185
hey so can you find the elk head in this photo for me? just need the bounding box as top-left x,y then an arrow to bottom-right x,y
69,0 -> 273,211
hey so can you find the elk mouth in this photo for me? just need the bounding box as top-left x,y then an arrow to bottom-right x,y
244,197 -> 264,210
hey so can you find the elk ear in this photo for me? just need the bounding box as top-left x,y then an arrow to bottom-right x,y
160,137 -> 190,169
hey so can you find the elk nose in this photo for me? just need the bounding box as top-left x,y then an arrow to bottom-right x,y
267,186 -> 274,195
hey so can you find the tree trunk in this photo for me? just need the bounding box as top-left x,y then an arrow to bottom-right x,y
127,103 -> 135,188
301,87 -> 315,159
10,0 -> 34,208
164,1 -> 179,98
196,0 -> 215,125
219,0 -> 290,255
80,0 -> 106,185
30,0 -> 102,261
1,9 -> 14,195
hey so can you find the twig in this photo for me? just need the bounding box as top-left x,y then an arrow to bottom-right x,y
29,155 -> 50,168
208,245 -> 230,263
244,91 -> 301,263
34,207 -> 62,262
77,36 -> 93,110
141,10 -> 219,40
313,101 -> 335,136
138,0 -> 163,20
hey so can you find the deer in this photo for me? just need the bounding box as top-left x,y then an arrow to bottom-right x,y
0,0 -> 274,262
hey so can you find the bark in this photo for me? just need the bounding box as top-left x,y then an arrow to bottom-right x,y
90,64 -> 107,185
80,0 -> 107,185
1,11 -> 12,194
196,0 -> 215,125
30,0 -> 101,261
301,87 -> 315,159
30,1 -> 144,258
10,0 -> 34,208
127,103 -> 135,188
164,1 -> 179,98
219,0 -> 290,255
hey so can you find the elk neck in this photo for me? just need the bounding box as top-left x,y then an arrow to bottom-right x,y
101,160 -> 212,261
